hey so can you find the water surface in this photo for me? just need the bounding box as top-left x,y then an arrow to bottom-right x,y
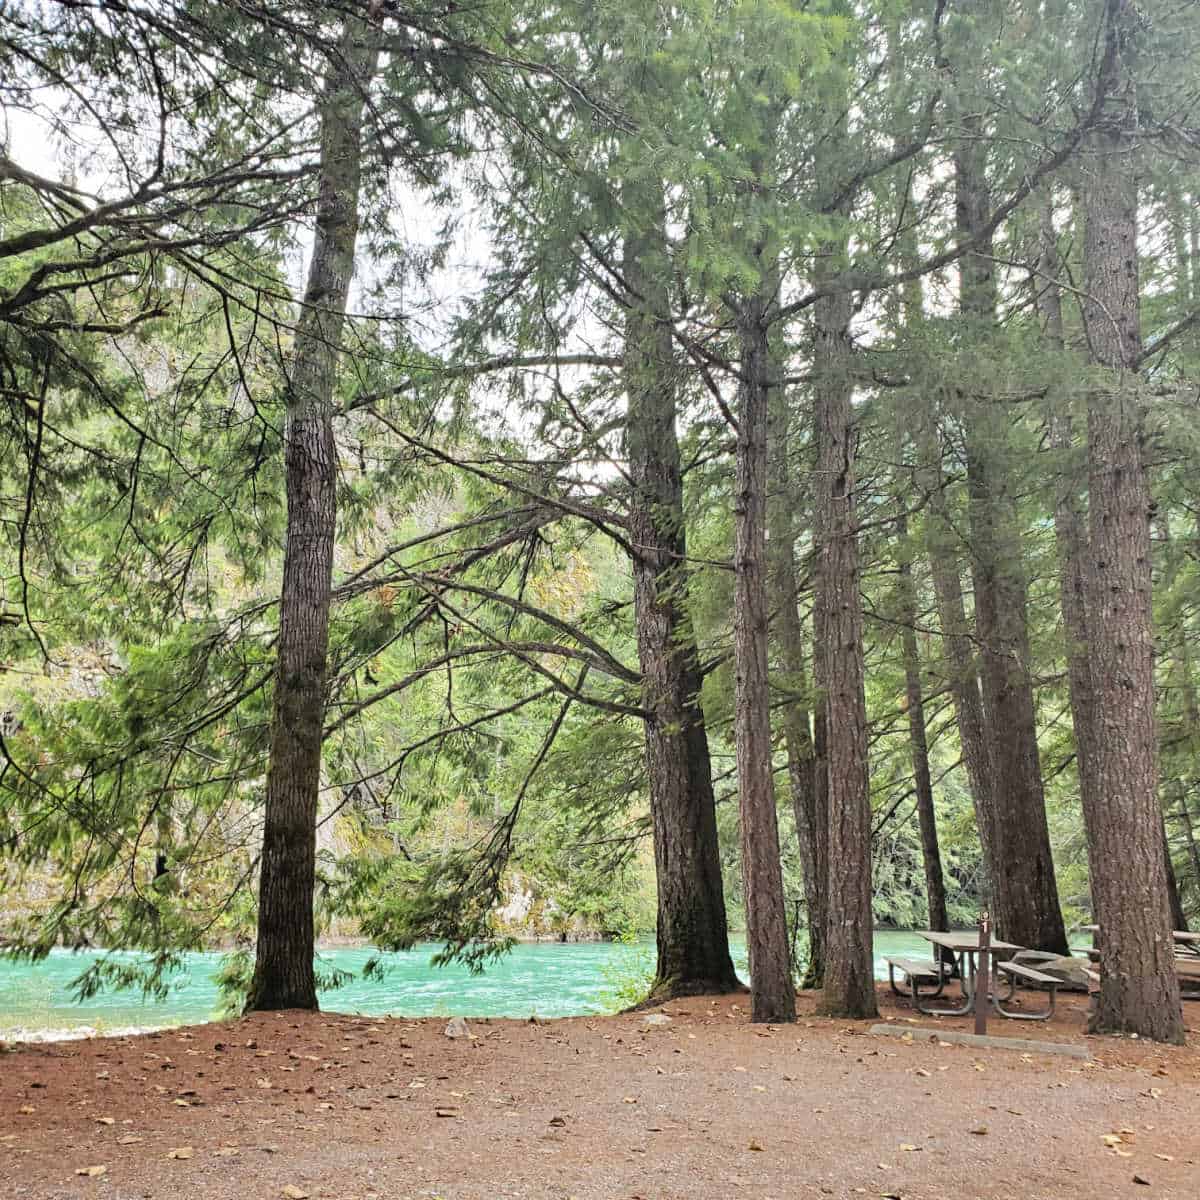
0,931 -> 938,1037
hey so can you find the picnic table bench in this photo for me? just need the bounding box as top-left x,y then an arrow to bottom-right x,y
1082,928 -> 1200,997
886,956 -> 951,1001
995,960 -> 1059,1020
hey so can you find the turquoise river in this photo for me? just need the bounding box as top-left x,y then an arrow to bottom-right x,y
0,932 -> 939,1038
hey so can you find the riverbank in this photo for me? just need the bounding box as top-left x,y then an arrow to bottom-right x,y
3,987 -> 1198,1200
0,933 -> 944,1040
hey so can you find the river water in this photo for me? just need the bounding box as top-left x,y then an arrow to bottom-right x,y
0,932 -> 938,1038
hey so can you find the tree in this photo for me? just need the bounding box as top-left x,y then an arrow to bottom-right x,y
1074,0 -> 1184,1043
812,242 -> 876,1020
732,279 -> 796,1023
247,17 -> 381,1011
894,509 -> 949,944
623,188 -> 739,1001
767,404 -> 825,987
953,135 -> 1067,954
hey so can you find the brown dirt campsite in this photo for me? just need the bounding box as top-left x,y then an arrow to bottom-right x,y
4,990 -> 1199,1200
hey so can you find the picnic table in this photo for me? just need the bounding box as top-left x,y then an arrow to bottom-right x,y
1081,925 -> 1200,959
886,928 -> 1062,1021
915,930 -> 1024,1016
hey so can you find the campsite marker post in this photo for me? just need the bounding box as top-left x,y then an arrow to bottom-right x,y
975,910 -> 991,1036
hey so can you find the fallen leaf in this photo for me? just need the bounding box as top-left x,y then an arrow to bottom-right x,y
899,1144 -> 919,1152
969,1126 -> 988,1136
747,1140 -> 764,1152
167,1147 -> 194,1160
1133,1176 -> 1151,1186
75,1166 -> 107,1178
1155,1154 -> 1174,1162
548,1116 -> 567,1127
172,1099 -> 190,1107
18,1105 -> 35,1115
1103,1135 -> 1125,1147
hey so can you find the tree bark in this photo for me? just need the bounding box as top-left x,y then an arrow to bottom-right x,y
895,510 -> 949,944
1177,789 -> 1200,911
1168,599 -> 1200,911
622,201 -> 739,1001
955,143 -> 1067,954
733,288 -> 796,1023
1157,516 -> 1198,931
811,596 -> 832,981
813,273 -> 876,1020
915,414 -> 1001,902
1077,0 -> 1184,1042
767,399 -> 825,989
1040,197 -> 1106,822
1165,827 -> 1187,934
247,22 -> 379,1013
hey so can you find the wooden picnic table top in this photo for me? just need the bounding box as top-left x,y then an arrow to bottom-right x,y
1081,925 -> 1199,944
919,930 -> 1023,953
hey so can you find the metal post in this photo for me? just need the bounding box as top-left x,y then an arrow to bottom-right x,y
975,909 -> 991,1036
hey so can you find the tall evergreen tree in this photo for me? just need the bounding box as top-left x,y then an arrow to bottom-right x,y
1075,0 -> 1184,1042
247,17 -> 381,1011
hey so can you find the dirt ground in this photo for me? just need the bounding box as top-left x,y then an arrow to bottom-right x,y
3,987 -> 1199,1200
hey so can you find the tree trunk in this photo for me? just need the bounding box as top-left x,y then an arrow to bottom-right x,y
956,144 -> 1067,954
1077,0 -> 1183,1042
1170,598 -> 1200,907
915,414 -> 1000,908
1165,827 -> 1187,934
623,202 -> 739,1001
1157,515 -> 1198,932
767,398 -> 825,989
813,274 -> 876,1020
895,510 -> 949,943
733,289 -> 796,1023
1039,197 -> 1106,821
1177,789 -> 1200,909
810,599 -> 831,984
246,22 -> 379,1013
